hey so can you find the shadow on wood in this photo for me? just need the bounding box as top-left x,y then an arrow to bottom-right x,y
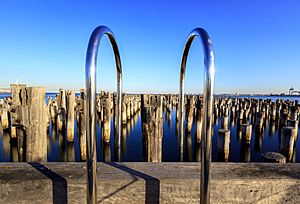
28,162 -> 67,204
107,162 -> 160,204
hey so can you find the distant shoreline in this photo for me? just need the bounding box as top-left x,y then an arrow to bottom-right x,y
1,92 -> 300,97
1,89 -> 300,97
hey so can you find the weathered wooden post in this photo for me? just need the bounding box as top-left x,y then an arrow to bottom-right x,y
176,101 -> 180,122
290,105 -> 298,121
130,99 -> 134,117
281,126 -> 296,162
236,108 -> 244,126
217,129 -> 230,162
230,103 -> 236,127
9,87 -> 21,140
241,124 -> 252,144
185,95 -> 194,132
121,93 -> 127,125
10,84 -> 27,161
66,90 -> 75,142
26,87 -> 48,162
134,97 -> 139,114
255,111 -> 265,131
126,98 -> 131,120
213,104 -> 219,124
57,89 -> 66,131
78,89 -> 86,161
10,87 -> 47,162
1,103 -> 9,130
221,116 -> 229,129
287,119 -> 298,139
270,103 -> 277,121
141,94 -> 163,162
49,97 -> 57,123
280,112 -> 289,128
102,92 -> 111,143
113,92 -> 118,118
166,106 -> 172,128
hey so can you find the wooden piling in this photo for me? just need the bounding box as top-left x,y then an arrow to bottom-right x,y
121,93 -> 127,125
10,87 -> 47,162
185,95 -> 194,133
281,126 -> 296,162
57,89 -> 66,131
141,94 -> 163,162
1,104 -> 9,130
126,99 -> 130,120
242,124 -> 252,144
217,129 -> 230,162
26,87 -> 48,161
221,116 -> 229,129
78,89 -> 86,161
66,90 -> 75,142
102,92 -> 111,143
10,84 -> 27,161
255,112 -> 264,131
287,119 -> 298,139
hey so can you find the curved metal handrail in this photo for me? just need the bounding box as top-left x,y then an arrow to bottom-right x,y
85,26 -> 123,204
179,28 -> 215,204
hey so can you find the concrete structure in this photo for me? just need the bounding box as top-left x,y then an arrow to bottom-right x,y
0,162 -> 300,203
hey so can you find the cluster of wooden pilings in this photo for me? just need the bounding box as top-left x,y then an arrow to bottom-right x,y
140,94 -> 202,162
214,97 -> 300,162
140,94 -> 300,163
0,84 -> 143,162
49,90 -> 141,162
1,85 -> 299,163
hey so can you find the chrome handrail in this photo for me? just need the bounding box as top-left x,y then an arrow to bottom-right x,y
85,26 -> 123,204
179,28 -> 215,204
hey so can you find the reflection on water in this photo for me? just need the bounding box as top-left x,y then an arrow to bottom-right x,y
1,95 -> 300,162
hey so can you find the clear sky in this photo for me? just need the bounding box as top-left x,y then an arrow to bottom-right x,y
0,0 -> 299,94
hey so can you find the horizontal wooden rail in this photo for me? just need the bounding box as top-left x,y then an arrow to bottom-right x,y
0,162 -> 300,203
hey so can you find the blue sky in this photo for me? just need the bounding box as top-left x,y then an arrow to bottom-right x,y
0,0 -> 299,94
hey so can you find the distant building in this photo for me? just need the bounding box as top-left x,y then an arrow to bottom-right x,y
288,86 -> 300,95
289,86 -> 294,95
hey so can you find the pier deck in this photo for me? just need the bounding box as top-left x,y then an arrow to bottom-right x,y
0,162 -> 299,203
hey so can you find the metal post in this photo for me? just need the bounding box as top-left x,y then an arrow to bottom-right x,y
179,28 -> 215,204
85,26 -> 123,204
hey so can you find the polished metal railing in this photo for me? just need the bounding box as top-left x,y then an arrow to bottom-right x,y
85,26 -> 123,204
179,28 -> 215,204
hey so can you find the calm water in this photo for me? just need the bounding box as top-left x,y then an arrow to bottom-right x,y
1,93 -> 300,162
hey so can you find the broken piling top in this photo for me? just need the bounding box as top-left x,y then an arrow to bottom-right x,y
10,84 -> 26,106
